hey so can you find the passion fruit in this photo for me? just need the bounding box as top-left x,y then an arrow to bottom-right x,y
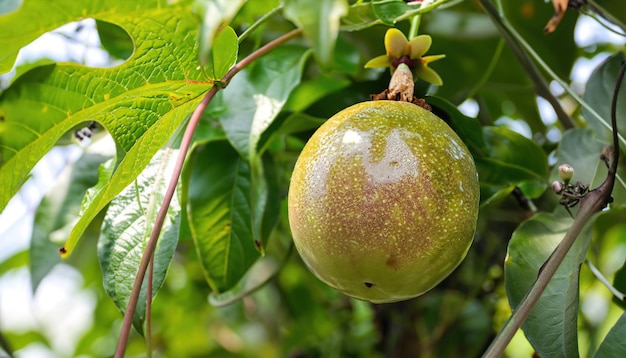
288,100 -> 479,303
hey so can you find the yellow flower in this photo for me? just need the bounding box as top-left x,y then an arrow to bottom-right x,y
365,28 -> 445,86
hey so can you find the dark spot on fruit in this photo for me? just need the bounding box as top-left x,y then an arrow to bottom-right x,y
58,247 -> 67,255
386,255 -> 399,270
364,282 -> 373,288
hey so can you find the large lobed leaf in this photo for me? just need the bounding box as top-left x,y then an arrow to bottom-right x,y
98,148 -> 181,334
0,0 -> 241,256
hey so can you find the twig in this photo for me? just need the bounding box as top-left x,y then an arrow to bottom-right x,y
113,28 -> 302,358
238,4 -> 284,43
479,0 -> 576,130
488,0 -> 626,147
145,256 -> 154,358
585,259 -> 626,301
483,56 -> 626,358
586,0 -> 626,35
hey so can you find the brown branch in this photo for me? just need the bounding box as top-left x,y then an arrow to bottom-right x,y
483,57 -> 626,358
114,28 -> 302,358
479,0 -> 576,130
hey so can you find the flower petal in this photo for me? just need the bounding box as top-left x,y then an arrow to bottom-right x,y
364,55 -> 392,69
408,35 -> 432,59
422,54 -> 446,64
385,28 -> 409,58
414,65 -> 443,86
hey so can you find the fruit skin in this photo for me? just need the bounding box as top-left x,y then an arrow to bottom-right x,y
288,101 -> 479,303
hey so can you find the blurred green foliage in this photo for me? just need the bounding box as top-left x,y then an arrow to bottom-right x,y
1,0 -> 626,357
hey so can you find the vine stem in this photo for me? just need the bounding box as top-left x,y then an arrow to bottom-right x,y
114,28 -> 302,358
479,0 -> 575,130
483,58 -> 626,358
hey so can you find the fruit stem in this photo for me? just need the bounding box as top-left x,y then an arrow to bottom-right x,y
409,14 -> 421,39
388,63 -> 415,102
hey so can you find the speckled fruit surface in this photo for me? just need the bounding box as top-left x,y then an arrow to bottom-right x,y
288,101 -> 479,303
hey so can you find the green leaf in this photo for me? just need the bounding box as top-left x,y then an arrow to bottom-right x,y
582,52 -> 626,144
0,250 -> 27,276
283,0 -> 347,67
505,212 -> 593,358
30,151 -> 110,292
595,312 -> 626,357
255,153 -> 281,250
216,45 -> 309,161
340,2 -> 381,31
372,0 -> 412,24
198,0 -> 246,67
203,26 -> 238,80
209,231 -> 292,307
587,208 -> 626,310
613,263 -> 626,309
98,148 -> 181,334
427,95 -> 487,158
425,97 -> 548,204
477,126 -> 548,201
183,140 -> 260,293
0,0 -> 191,73
96,20 -> 133,60
284,75 -> 351,113
261,112 -> 327,148
2,57 -> 55,90
0,2 -> 210,255
425,9 -> 545,134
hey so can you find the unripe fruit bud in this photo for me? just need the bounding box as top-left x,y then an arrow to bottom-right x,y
552,181 -> 563,194
558,164 -> 574,183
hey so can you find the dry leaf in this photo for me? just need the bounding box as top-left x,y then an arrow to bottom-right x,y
544,0 -> 569,33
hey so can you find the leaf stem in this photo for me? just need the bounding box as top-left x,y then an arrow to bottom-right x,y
395,0 -> 457,22
585,259 -> 626,301
483,49 -> 626,358
238,3 -> 284,44
464,39 -> 504,101
586,0 -> 626,34
113,28 -> 302,358
408,14 -> 421,39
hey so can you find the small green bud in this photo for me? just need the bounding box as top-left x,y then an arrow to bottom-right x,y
558,164 -> 574,183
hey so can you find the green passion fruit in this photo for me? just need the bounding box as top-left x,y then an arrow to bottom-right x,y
288,101 -> 479,303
